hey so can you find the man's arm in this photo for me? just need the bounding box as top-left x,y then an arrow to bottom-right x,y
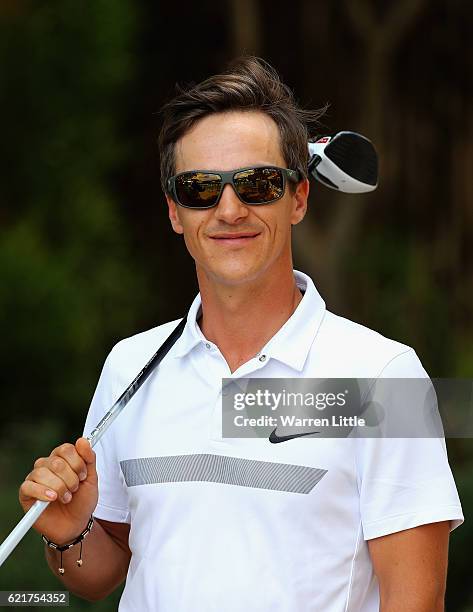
45,519 -> 131,602
19,437 -> 131,602
367,521 -> 450,612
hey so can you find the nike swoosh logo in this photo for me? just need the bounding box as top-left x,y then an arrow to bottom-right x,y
269,428 -> 320,444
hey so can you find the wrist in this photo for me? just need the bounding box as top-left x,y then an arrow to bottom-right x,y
42,516 -> 94,574
42,517 -> 94,547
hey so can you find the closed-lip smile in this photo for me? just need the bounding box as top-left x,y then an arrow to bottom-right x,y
210,232 -> 260,240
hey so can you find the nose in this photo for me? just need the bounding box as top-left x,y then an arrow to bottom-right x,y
213,184 -> 249,224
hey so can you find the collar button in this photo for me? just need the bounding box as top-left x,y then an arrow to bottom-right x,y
258,354 -> 267,362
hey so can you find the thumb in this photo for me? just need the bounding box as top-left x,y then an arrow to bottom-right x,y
75,437 -> 97,482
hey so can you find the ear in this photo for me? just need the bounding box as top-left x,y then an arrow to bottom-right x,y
166,195 -> 184,235
290,178 -> 309,225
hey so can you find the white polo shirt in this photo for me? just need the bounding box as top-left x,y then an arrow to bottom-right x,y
83,270 -> 463,612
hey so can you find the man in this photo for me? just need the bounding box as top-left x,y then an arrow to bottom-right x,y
19,57 -> 463,611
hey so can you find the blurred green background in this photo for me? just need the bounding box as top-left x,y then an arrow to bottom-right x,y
0,0 -> 472,609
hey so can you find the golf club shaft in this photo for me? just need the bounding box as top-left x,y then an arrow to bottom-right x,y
0,317 -> 186,569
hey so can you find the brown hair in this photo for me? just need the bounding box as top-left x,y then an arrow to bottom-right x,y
158,56 -> 327,195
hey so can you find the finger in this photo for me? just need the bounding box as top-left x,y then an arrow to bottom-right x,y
19,479 -> 58,504
33,457 -> 47,470
46,455 -> 81,494
74,437 -> 97,483
51,443 -> 88,484
25,467 -> 73,503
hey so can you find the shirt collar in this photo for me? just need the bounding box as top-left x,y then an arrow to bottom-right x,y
258,270 -> 326,371
172,293 -> 204,358
173,270 -> 326,371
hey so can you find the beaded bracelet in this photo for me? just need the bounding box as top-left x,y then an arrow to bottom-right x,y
42,516 -> 94,575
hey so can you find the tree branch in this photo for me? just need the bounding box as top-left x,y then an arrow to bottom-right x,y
228,0 -> 262,56
344,0 -> 376,41
379,0 -> 429,52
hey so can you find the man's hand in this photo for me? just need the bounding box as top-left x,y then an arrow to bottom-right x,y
368,521 -> 450,612
19,437 -> 98,544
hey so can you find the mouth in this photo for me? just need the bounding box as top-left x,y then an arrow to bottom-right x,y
209,232 -> 261,246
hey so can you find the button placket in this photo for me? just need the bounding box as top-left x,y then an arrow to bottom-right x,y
208,354 -> 271,442
210,386 -> 225,441
211,377 -> 248,442
204,349 -> 232,441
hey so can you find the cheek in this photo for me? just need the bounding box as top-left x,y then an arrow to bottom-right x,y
266,207 -> 293,242
182,225 -> 199,250
182,232 -> 194,255
180,216 -> 206,255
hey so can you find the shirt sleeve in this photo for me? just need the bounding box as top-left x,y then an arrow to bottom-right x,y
82,348 -> 131,524
356,349 -> 464,540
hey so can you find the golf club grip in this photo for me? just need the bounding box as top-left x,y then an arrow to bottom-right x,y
0,317 -> 187,569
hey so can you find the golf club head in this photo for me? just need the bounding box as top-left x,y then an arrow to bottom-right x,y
308,131 -> 378,193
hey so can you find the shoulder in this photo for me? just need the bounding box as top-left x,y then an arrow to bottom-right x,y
315,310 -> 427,377
105,318 -> 184,382
83,318 -> 185,432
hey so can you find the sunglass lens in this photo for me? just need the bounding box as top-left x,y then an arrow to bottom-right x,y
234,167 -> 284,204
175,172 -> 222,208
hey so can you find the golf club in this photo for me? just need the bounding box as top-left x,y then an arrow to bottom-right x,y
309,131 -> 378,193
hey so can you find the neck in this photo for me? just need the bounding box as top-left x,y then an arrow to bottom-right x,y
197,266 -> 302,373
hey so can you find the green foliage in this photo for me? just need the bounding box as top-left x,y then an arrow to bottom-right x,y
0,0 -> 135,212
346,231 -> 468,377
0,3 -> 141,605
0,1 -> 144,429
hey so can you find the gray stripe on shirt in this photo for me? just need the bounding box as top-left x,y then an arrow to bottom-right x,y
120,454 -> 327,494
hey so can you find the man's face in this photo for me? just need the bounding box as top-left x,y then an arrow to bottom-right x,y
166,111 -> 309,287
